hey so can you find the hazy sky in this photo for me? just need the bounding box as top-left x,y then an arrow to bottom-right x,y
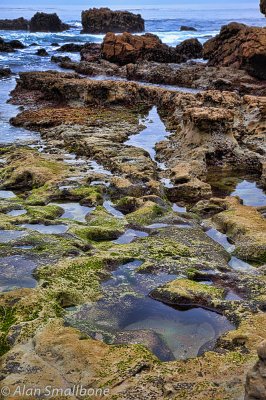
1,0 -> 259,9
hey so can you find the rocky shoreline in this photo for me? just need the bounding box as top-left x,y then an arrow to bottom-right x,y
0,3 -> 266,400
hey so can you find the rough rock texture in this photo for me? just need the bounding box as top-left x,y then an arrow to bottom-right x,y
9,72 -> 266,202
29,12 -> 69,32
80,43 -> 101,62
81,7 -> 144,34
0,17 -> 28,30
203,23 -> 266,80
261,0 -> 266,16
176,38 -> 203,59
58,43 -> 84,52
245,340 -> 266,400
213,197 -> 266,262
102,32 -> 185,65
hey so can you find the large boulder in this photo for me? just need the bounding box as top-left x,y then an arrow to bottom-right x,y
29,12 -> 69,32
245,340 -> 266,399
176,38 -> 203,59
0,17 -> 28,30
101,32 -> 185,65
261,0 -> 266,16
203,23 -> 266,80
81,7 -> 144,34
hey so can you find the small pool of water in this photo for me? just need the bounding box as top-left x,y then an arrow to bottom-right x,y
229,257 -> 257,273
114,229 -> 148,244
231,180 -> 266,207
207,171 -> 266,207
146,223 -> 170,229
0,190 -> 16,199
21,223 -> 68,234
65,260 -> 234,361
206,227 -> 235,253
172,204 -> 187,213
103,200 -> 124,219
7,209 -> 27,217
125,106 -> 171,161
50,202 -> 95,223
0,230 -> 27,243
0,255 -> 37,291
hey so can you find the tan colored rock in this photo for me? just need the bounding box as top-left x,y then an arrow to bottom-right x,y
245,340 -> 266,400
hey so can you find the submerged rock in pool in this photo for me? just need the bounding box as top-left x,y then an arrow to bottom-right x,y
114,329 -> 175,361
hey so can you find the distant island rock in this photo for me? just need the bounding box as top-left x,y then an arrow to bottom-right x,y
180,26 -> 197,31
0,17 -> 28,30
81,7 -> 145,34
29,12 -> 70,32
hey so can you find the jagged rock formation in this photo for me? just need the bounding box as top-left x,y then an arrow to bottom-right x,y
101,32 -> 186,65
0,17 -> 28,30
203,22 -> 266,80
29,12 -> 69,32
245,340 -> 266,399
81,7 -> 144,34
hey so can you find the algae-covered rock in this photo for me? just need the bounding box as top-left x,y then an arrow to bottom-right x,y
213,197 -> 266,263
150,278 -> 225,308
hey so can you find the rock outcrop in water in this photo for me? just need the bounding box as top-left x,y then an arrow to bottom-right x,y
0,37 -> 25,52
29,12 -> 70,32
81,7 -> 144,34
245,340 -> 266,399
0,17 -> 29,30
101,32 -> 186,65
203,23 -> 266,80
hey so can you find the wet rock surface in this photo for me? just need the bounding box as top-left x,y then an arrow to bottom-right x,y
81,7 -> 145,34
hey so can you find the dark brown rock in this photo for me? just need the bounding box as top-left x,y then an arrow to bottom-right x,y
0,67 -> 11,77
180,25 -> 197,31
102,32 -> 185,65
9,40 -> 25,49
29,12 -> 69,32
81,7 -> 144,34
0,37 -> 15,52
51,55 -> 71,64
0,17 -> 28,30
203,23 -> 266,80
80,43 -> 101,62
58,43 -> 84,52
176,38 -> 203,59
36,48 -> 48,57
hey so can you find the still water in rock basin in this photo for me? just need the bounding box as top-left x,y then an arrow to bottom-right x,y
50,202 -> 95,223
125,106 -> 171,161
0,255 -> 37,291
66,260 -> 234,361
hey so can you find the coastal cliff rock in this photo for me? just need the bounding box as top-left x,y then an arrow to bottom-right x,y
81,7 -> 144,34
0,17 -> 28,30
29,12 -> 69,32
245,340 -> 266,399
203,23 -> 266,80
101,32 -> 185,65
261,0 -> 266,16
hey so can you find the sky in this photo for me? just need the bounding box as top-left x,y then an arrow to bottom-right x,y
0,0 -> 260,9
